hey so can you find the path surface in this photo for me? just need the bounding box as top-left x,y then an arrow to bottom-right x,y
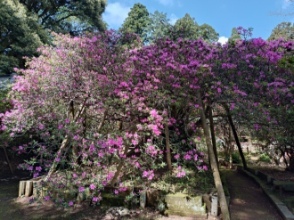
226,170 -> 283,220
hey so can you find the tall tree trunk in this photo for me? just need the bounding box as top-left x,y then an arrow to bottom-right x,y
223,104 -> 247,170
165,123 -> 172,171
208,106 -> 219,169
198,94 -> 230,220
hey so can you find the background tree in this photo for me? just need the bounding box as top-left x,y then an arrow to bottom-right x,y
168,13 -> 219,42
144,11 -> 171,43
198,23 -> 219,43
228,27 -> 241,43
0,0 -> 107,75
19,0 -> 107,35
120,3 -> 151,43
169,13 -> 199,40
0,0 -> 48,74
268,22 -> 294,41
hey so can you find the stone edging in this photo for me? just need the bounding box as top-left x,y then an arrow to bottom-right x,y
237,166 -> 294,220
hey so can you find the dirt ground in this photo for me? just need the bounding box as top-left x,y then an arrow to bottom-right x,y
0,153 -> 291,220
225,169 -> 283,220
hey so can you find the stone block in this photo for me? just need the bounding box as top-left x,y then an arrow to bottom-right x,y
164,193 -> 206,217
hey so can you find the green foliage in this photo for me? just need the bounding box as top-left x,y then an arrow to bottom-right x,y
258,153 -> 271,163
268,22 -> 294,41
228,27 -> 241,43
168,13 -> 219,42
152,169 -> 214,195
144,11 -> 171,43
0,0 -> 48,74
120,3 -> 151,43
19,0 -> 107,34
225,152 -> 241,164
0,80 -> 12,113
0,0 -> 107,74
198,23 -> 219,43
170,13 -> 199,40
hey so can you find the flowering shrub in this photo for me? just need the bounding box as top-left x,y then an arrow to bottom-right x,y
1,29 -> 293,204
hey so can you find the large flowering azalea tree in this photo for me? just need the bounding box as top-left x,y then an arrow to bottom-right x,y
1,29 -> 293,219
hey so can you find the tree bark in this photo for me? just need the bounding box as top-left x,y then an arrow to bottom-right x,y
165,123 -> 172,171
208,106 -> 219,169
44,102 -> 87,182
198,94 -> 230,220
44,137 -> 69,182
2,146 -> 14,174
109,145 -> 130,186
223,104 -> 247,170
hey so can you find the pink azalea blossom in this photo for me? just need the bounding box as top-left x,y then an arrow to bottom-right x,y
89,184 -> 96,190
79,186 -> 85,193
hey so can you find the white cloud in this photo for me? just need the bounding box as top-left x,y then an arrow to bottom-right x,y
218,36 -> 229,45
158,0 -> 175,6
103,2 -> 130,29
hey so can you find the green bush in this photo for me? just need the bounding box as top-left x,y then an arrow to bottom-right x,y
225,152 -> 241,164
258,153 -> 271,163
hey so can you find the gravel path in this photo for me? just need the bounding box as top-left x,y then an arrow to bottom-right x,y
226,170 -> 283,220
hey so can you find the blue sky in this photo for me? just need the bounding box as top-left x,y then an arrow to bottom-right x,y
103,0 -> 294,43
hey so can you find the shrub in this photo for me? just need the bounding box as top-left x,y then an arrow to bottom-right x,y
258,153 -> 271,163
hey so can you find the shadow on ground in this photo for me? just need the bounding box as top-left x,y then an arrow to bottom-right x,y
224,169 -> 283,220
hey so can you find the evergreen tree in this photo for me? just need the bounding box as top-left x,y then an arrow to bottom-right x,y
120,3 -> 151,43
168,13 -> 219,42
170,13 -> 199,40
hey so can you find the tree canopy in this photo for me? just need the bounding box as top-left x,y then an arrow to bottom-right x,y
0,0 -> 48,74
0,0 -> 107,75
268,22 -> 294,41
166,13 -> 219,42
120,3 -> 151,43
144,11 -> 171,43
19,0 -> 107,34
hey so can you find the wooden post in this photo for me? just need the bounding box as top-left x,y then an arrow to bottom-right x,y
25,181 -> 33,197
19,181 -> 26,197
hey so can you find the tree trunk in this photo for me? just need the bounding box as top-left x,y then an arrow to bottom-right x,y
208,107 -> 219,169
2,146 -> 14,174
286,154 -> 294,172
228,127 -> 233,169
109,145 -> 130,186
44,103 -> 87,181
165,123 -> 172,171
198,94 -> 230,220
44,137 -> 69,182
223,104 -> 247,170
